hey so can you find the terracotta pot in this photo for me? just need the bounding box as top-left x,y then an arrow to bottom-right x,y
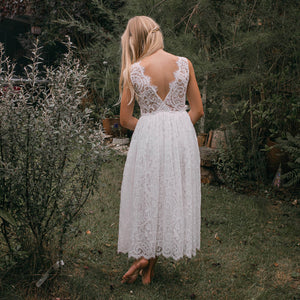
102,117 -> 127,137
266,137 -> 286,175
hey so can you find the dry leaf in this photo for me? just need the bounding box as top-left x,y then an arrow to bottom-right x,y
274,263 -> 279,267
214,233 -> 221,242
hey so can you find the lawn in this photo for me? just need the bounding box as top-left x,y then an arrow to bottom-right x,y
1,151 -> 299,299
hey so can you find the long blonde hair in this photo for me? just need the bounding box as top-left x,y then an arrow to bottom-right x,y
119,16 -> 164,104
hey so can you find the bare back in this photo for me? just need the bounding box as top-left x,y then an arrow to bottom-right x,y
120,49 -> 203,129
138,50 -> 179,101
130,50 -> 189,115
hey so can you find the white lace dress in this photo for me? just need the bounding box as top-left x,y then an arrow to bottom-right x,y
117,56 -> 201,260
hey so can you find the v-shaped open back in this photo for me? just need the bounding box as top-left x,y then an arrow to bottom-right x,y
137,57 -> 180,102
130,56 -> 189,115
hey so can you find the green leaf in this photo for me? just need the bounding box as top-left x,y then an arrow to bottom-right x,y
0,208 -> 17,226
291,272 -> 300,279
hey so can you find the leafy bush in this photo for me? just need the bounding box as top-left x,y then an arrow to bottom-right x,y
214,128 -> 267,190
214,134 -> 249,190
276,133 -> 300,188
0,39 -> 104,273
44,0 -> 125,117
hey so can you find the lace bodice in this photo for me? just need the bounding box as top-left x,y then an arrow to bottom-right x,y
130,56 -> 189,115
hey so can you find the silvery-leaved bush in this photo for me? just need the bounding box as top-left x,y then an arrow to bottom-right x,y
0,37 -> 105,271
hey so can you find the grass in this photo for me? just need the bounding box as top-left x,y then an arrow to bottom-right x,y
1,151 -> 299,299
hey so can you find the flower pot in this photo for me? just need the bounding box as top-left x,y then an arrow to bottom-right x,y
102,117 -> 127,137
266,137 -> 287,175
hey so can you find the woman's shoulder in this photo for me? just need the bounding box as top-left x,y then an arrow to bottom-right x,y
174,54 -> 190,64
130,61 -> 142,73
160,52 -> 189,67
130,51 -> 191,71
175,56 -> 193,72
160,51 -> 189,64
177,56 -> 190,64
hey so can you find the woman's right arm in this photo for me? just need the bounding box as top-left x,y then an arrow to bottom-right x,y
120,86 -> 138,131
186,59 -> 204,125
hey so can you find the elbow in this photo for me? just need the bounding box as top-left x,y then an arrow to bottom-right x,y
120,116 -> 132,129
194,110 -> 204,119
120,113 -> 127,127
120,117 -> 127,128
190,107 -> 204,119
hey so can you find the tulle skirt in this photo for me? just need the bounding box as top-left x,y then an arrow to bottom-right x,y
117,110 -> 201,260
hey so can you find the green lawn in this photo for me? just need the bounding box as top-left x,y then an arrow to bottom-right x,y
2,151 -> 299,299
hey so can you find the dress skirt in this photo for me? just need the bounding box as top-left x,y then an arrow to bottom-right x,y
117,110 -> 201,260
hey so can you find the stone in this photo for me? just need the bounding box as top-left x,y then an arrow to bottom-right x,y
112,137 -> 130,145
201,167 -> 215,184
200,146 -> 218,167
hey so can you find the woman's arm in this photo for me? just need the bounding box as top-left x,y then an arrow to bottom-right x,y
120,87 -> 139,131
186,59 -> 204,125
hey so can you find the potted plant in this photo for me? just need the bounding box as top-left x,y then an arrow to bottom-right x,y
111,122 -> 130,145
102,108 -> 127,137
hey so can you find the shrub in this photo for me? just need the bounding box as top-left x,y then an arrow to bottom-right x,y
0,38 -> 104,273
214,129 -> 266,191
214,134 -> 249,190
276,133 -> 300,188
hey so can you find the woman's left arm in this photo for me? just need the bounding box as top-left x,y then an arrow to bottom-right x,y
120,87 -> 138,131
186,59 -> 204,125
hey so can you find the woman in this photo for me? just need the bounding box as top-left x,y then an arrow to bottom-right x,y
118,16 -> 204,285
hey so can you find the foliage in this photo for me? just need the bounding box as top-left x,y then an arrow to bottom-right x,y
0,0 -> 30,18
0,39 -> 104,273
252,95 -> 299,139
214,133 -> 248,190
276,133 -> 300,188
6,0 -> 299,186
118,0 -> 299,184
33,0 -> 125,118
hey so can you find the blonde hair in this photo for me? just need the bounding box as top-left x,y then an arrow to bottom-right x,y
119,16 -> 164,104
